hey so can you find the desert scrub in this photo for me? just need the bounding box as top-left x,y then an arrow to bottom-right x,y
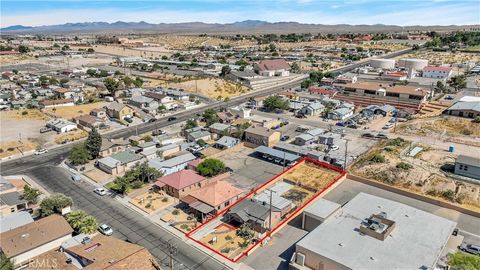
370,154 -> 386,163
172,209 -> 179,215
396,162 -> 413,170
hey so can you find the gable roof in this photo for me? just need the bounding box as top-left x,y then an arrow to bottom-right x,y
0,214 -> 73,258
144,91 -> 167,101
148,153 -> 197,171
447,101 -> 480,112
154,169 -> 205,190
106,102 -> 127,111
188,180 -> 243,207
228,199 -> 279,223
256,59 -> 290,71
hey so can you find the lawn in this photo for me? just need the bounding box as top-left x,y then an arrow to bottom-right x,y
44,102 -> 106,119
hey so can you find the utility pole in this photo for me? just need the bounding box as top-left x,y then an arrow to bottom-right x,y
166,242 -> 177,270
344,138 -> 350,170
267,188 -> 277,231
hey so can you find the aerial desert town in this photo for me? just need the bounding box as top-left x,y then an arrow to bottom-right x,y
0,1 -> 479,270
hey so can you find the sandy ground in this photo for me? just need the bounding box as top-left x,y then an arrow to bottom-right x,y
92,45 -> 170,58
283,162 -> 341,190
169,78 -> 249,99
0,110 -> 49,143
44,102 -> 107,119
396,116 -> 480,138
396,50 -> 480,64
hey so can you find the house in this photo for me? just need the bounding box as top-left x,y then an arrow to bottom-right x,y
144,91 -> 174,104
423,66 -> 452,79
214,136 -> 240,149
308,88 -> 335,97
188,130 -> 211,142
148,152 -> 197,175
294,133 -> 315,146
299,102 -> 324,116
301,198 -> 341,231
290,193 -> 457,270
105,102 -> 134,120
29,234 -> 160,270
454,155 -> 480,180
97,151 -> 143,175
137,141 -> 158,160
156,144 -> 180,159
164,89 -> 190,100
0,214 -> 73,267
230,106 -> 251,118
89,108 -> 107,120
226,199 -> 281,233
244,125 -> 281,147
328,107 -> 354,121
381,72 -> 408,81
73,114 -> 102,129
46,118 -> 77,133
181,180 -> 244,220
39,98 -> 74,108
254,182 -> 295,217
153,169 -> 207,198
362,104 -> 396,117
0,211 -> 34,233
128,95 -> 159,113
0,191 -> 28,217
209,122 -> 231,135
98,138 -> 129,158
444,101 -> 480,118
255,59 -> 290,77
216,111 -> 235,124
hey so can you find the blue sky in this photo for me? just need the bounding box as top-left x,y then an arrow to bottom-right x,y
1,0 -> 479,27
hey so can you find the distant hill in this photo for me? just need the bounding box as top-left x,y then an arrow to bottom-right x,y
1,20 -> 478,34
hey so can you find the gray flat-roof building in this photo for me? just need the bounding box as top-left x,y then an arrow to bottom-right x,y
454,155 -> 480,180
291,193 -> 456,270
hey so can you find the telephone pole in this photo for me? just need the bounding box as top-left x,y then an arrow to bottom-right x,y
344,139 -> 350,170
267,188 -> 277,231
166,242 -> 177,270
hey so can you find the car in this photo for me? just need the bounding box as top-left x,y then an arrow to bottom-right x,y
382,123 -> 394,129
168,117 -> 177,121
39,127 -> 52,133
445,95 -> 455,100
330,145 -> 339,151
124,117 -> 133,123
71,174 -> 82,182
347,124 -> 358,129
94,187 -> 108,196
459,244 -> 480,255
375,133 -> 389,139
152,129 -> 166,136
280,135 -> 290,141
361,133 -> 375,138
147,118 -> 157,123
98,224 -> 113,236
34,149 -> 48,155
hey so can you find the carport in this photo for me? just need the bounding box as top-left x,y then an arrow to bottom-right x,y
254,146 -> 301,165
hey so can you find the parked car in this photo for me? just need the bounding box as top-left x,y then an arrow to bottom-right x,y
459,243 -> 480,255
375,133 -> 389,139
152,129 -> 166,136
34,149 -> 48,155
382,123 -> 394,129
361,133 -> 375,139
388,117 -> 397,123
39,127 -> 52,133
330,145 -> 340,151
71,174 -> 82,182
280,135 -> 290,141
147,118 -> 157,123
94,187 -> 108,196
98,224 -> 113,236
168,117 -> 177,121
124,117 -> 133,123
445,95 -> 455,100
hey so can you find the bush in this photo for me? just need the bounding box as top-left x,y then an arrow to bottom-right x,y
473,116 -> 480,123
145,203 -> 152,208
21,111 -> 28,115
161,197 -> 168,202
131,181 -> 143,189
221,247 -> 231,253
7,147 -> 15,151
225,235 -> 232,241
441,190 -> 455,202
388,137 -> 406,147
172,209 -> 180,215
396,162 -> 413,170
448,251 -> 480,270
370,154 -> 386,163
180,224 -> 188,229
461,129 -> 473,135
196,158 -> 226,177
383,147 -> 394,152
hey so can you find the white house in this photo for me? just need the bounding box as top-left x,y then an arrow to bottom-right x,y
299,102 -> 325,116
328,108 -> 354,121
46,118 -> 77,133
148,152 -> 197,175
422,66 -> 452,79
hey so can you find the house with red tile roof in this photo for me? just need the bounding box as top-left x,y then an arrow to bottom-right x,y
181,180 -> 244,220
153,169 -> 209,198
308,88 -> 335,96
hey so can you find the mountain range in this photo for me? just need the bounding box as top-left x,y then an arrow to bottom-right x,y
1,20 -> 477,34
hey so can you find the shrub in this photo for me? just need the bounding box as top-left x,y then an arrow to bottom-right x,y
448,251 -> 480,269
180,224 -> 188,229
441,190 -> 455,202
225,235 -> 232,241
461,129 -> 473,135
221,247 -> 231,253
383,147 -> 394,152
0,148 -> 3,153
161,197 -> 168,202
131,181 -> 143,189
21,111 -> 28,115
172,209 -> 180,215
7,147 -> 15,151
388,137 -> 406,147
370,154 -> 386,163
396,162 -> 413,170
145,203 -> 152,208
473,116 -> 480,123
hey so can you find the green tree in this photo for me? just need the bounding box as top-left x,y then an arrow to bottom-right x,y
123,76 -> 134,87
220,65 -> 231,77
142,135 -> 153,142
103,77 -> 119,96
448,75 -> 467,92
236,224 -> 254,240
114,70 -> 122,76
69,144 -> 90,165
66,210 -> 98,234
290,62 -> 300,73
473,116 -> 480,123
49,77 -> 59,85
85,127 -> 102,159
263,95 -> 289,111
21,185 -> 42,204
0,252 -> 14,270
60,78 -> 69,85
18,45 -> 29,53
202,108 -> 219,125
184,119 -> 198,130
87,48 -> 95,53
86,69 -> 97,77
301,79 -> 313,89
448,252 -> 480,270
112,175 -> 130,194
40,194 -> 73,216
196,158 -> 226,177
133,77 -> 144,87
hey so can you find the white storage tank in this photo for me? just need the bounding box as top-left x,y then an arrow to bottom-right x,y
398,58 -> 429,71
370,59 -> 395,69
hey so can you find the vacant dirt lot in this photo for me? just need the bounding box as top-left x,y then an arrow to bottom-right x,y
169,77 -> 249,99
283,161 -> 341,191
396,50 -> 480,65
396,116 -> 480,138
44,102 -> 107,119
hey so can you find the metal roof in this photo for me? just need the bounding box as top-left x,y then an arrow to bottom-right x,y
0,212 -> 34,233
447,101 -> 480,112
456,155 -> 480,167
0,191 -> 28,206
255,146 -> 301,162
148,152 -> 196,170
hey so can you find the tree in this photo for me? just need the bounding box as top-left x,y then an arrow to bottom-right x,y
18,45 -> 29,53
301,79 -> 313,89
473,116 -> 480,123
40,194 -> 73,216
69,144 -> 90,165
114,70 -> 122,76
448,252 -> 480,270
448,75 -> 467,92
110,162 -> 162,194
220,65 -> 231,77
236,224 -> 254,240
112,175 -> 130,194
123,76 -> 134,87
436,81 -> 446,92
86,69 -> 97,77
0,252 -> 14,270
87,48 -> 95,53
66,210 -> 98,234
203,108 -> 219,125
290,62 -> 300,73
85,127 -> 102,159
263,95 -> 289,111
184,119 -> 198,130
133,77 -> 144,87
103,77 -> 119,96
49,77 -> 59,85
142,135 -> 153,142
196,158 -> 226,177
21,185 -> 42,204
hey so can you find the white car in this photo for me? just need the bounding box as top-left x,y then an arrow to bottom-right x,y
98,224 -> 113,236
94,187 -> 108,196
34,149 -> 48,155
382,123 -> 394,129
330,145 -> 340,151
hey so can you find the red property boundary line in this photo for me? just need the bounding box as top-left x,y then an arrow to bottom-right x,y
185,157 -> 347,263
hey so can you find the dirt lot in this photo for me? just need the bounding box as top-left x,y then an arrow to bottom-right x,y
130,191 -> 173,214
282,161 -> 341,191
396,49 -> 480,65
351,137 -> 480,211
169,77 -> 249,99
199,223 -> 248,260
44,102 -> 107,119
146,35 -> 256,50
396,116 -> 480,138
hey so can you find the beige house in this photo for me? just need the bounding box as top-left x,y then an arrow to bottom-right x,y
105,102 -> 134,120
244,125 -> 281,147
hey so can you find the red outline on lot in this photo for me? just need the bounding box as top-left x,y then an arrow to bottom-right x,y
185,157 -> 347,263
